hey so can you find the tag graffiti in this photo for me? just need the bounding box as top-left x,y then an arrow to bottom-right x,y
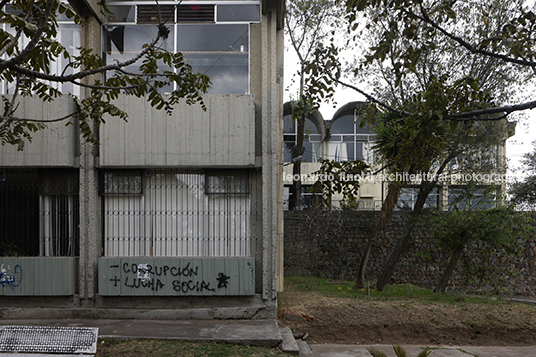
0,264 -> 22,290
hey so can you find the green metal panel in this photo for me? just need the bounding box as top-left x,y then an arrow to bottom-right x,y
0,258 -> 77,296
98,257 -> 255,296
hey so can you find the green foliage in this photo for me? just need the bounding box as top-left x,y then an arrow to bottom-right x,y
283,276 -> 511,305
425,206 -> 534,289
0,0 -> 210,149
311,158 -> 369,208
509,141 -> 536,210
97,339 -> 288,357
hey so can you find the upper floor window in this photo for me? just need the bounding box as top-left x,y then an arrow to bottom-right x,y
0,6 -> 80,95
283,114 -> 323,163
329,113 -> 375,163
104,1 -> 261,95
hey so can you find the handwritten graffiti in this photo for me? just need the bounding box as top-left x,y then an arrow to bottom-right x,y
217,273 -> 230,288
0,264 -> 22,290
172,280 -> 215,293
124,276 -> 165,291
122,262 -> 198,277
103,259 -> 256,296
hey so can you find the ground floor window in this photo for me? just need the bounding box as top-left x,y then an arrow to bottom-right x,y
0,170 -> 79,257
101,169 -> 252,257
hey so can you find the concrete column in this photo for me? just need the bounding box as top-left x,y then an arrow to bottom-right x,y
260,10 -> 280,302
78,13 -> 102,306
275,19 -> 285,294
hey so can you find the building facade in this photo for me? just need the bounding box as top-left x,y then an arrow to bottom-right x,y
283,101 -> 513,211
0,0 -> 284,319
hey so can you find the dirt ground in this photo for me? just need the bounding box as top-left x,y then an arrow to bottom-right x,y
278,288 -> 536,346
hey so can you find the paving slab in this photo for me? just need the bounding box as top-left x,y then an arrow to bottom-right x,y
310,344 -> 536,357
0,319 -> 281,347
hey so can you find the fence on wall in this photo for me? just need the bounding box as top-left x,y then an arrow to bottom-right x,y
101,169 -> 254,257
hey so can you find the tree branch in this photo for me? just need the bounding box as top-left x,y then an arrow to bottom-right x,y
8,25 -> 165,83
0,0 -> 55,71
8,111 -> 78,123
330,74 -> 410,116
407,7 -> 536,68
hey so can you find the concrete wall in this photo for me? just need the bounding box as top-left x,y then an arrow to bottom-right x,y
284,210 -> 536,296
0,257 -> 77,296
0,96 -> 78,167
99,95 -> 256,167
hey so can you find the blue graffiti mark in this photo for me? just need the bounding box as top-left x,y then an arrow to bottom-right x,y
0,264 -> 22,290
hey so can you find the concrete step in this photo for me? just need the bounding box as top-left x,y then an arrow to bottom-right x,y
297,339 -> 313,357
279,327 -> 299,355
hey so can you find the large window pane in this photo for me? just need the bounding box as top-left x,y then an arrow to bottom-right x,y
178,24 -> 249,94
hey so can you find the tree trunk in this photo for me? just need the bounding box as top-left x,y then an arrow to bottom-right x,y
354,181 -> 401,289
375,181 -> 434,290
437,246 -> 464,293
290,115 -> 305,210
376,153 -> 456,291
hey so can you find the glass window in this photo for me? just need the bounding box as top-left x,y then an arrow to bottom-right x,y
396,187 -> 439,211
283,114 -> 323,162
330,114 -> 374,162
331,115 -> 354,134
178,24 -> 249,94
0,18 -> 80,95
217,4 -> 260,22
107,5 -> 136,22
448,187 -> 496,210
0,170 -> 79,257
104,23 -> 249,94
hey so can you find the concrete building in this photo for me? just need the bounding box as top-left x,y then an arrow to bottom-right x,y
0,0 -> 284,319
283,101 -> 513,211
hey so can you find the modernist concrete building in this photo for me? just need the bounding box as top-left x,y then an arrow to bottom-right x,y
283,101 -> 513,211
0,0 -> 284,319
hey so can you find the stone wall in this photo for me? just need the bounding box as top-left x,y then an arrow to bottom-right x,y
284,210 -> 536,296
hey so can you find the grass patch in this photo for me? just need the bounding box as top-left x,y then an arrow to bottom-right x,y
283,275 -> 510,305
96,339 -> 290,357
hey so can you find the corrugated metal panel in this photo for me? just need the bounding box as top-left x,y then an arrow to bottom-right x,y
98,257 -> 255,296
0,257 -> 77,296
0,96 -> 77,167
99,94 -> 256,167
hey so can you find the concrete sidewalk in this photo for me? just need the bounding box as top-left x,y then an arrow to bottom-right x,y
2,319 -> 536,356
0,319 -> 282,347
310,344 -> 536,357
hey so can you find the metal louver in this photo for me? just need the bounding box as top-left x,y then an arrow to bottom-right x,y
136,5 -> 215,24
137,5 -> 175,24
177,5 -> 214,23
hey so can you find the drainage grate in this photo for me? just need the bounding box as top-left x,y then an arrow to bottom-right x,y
0,326 -> 98,354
